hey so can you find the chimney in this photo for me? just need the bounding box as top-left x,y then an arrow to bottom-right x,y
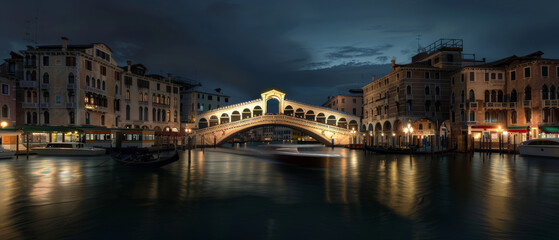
61,37 -> 68,51
127,61 -> 131,72
391,59 -> 396,71
372,75 -> 376,82
168,73 -> 172,82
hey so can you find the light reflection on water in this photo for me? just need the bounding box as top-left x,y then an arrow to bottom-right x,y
0,148 -> 559,239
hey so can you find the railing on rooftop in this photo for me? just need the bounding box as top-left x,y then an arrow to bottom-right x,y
419,39 -> 463,55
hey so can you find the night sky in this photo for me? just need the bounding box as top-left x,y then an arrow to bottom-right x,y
1,0 -> 558,105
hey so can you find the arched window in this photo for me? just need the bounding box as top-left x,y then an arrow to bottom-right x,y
498,90 -> 504,102
68,73 -> 75,84
126,105 -> 130,120
44,111 -> 49,124
510,89 -> 517,102
174,110 -> 177,122
85,112 -> 90,124
26,71 -> 31,81
174,97 -> 177,107
469,90 -> 475,102
32,112 -> 37,124
451,92 -> 455,105
102,81 -> 106,90
542,85 -> 549,100
460,90 -> 465,104
425,86 -> 430,95
551,85 -> 556,100
435,86 -> 440,95
26,91 -> 31,102
115,85 -> 119,95
126,90 -> 130,100
157,109 -> 161,121
139,107 -> 143,120
144,107 -> 148,121
491,90 -> 496,102
101,115 -> 105,125
166,110 -> 170,122
469,111 -> 475,121
162,110 -> 167,121
31,71 -> 36,81
26,112 -> 31,124
86,76 -> 90,86
525,86 -> 532,100
91,77 -> 95,88
485,90 -> 490,102
69,112 -> 75,124
43,73 -> 49,83
2,105 -> 8,118
153,108 -> 156,121
407,85 -> 411,95
43,91 -> 49,103
511,111 -> 517,124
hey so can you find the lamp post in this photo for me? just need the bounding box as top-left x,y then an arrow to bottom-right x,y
404,128 -> 409,148
392,132 -> 396,148
498,125 -> 502,154
381,132 -> 385,147
350,128 -> 356,144
185,128 -> 192,149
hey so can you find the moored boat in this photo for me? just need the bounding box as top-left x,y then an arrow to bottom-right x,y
519,138 -> 559,158
0,149 -> 15,159
111,150 -> 179,167
32,142 -> 106,156
260,144 -> 342,168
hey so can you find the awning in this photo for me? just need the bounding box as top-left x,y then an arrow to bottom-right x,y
506,126 -> 529,133
540,126 -> 559,133
15,126 -> 83,133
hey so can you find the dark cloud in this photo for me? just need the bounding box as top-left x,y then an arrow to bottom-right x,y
326,45 -> 393,59
0,0 -> 558,105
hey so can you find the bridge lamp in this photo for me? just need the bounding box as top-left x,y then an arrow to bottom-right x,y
0,121 -> 7,128
404,128 -> 408,134
392,133 -> 395,137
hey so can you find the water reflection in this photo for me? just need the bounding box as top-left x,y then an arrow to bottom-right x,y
1,149 -> 559,238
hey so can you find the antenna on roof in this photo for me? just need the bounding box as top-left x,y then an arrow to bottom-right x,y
416,34 -> 422,53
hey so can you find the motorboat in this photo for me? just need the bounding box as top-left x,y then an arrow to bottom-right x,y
519,138 -> 559,158
111,150 -> 179,167
32,142 -> 106,156
0,148 -> 15,159
260,144 -> 342,168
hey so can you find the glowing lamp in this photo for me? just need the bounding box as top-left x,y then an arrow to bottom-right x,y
0,121 -> 7,128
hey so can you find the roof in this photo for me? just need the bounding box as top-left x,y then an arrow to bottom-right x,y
466,51 -> 553,69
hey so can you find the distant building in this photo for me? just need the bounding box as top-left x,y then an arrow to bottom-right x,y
450,51 -> 559,148
180,88 -> 230,123
362,39 -> 484,146
322,89 -> 363,118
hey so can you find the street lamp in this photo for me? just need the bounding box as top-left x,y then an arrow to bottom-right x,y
1,121 -> 7,128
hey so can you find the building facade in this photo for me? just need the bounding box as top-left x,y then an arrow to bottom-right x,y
450,51 -> 559,149
362,39 -> 483,147
11,37 -> 180,131
180,88 -> 230,123
322,89 -> 363,118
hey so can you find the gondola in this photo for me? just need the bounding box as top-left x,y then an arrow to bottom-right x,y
111,150 -> 179,167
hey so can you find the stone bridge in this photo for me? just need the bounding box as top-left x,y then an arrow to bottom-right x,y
192,89 -> 361,146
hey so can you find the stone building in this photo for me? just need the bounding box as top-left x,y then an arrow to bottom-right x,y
450,51 -> 559,149
322,89 -> 363,118
13,37 -> 180,130
362,39 -> 483,147
180,88 -> 230,123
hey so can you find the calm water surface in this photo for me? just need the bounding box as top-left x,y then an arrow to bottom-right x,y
1,146 -> 559,239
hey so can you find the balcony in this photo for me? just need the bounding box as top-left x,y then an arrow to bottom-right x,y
115,94 -> 121,100
22,103 -> 38,108
19,81 -> 37,88
39,103 -> 49,108
67,83 -> 76,89
523,100 -> 532,108
544,99 -> 559,107
406,94 -> 413,100
66,102 -> 77,108
40,83 -> 49,89
469,102 -> 478,109
86,86 -> 106,95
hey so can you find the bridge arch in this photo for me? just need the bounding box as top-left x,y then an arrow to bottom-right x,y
199,118 -> 208,129
295,108 -> 305,118
209,115 -> 219,127
305,110 -> 315,120
242,108 -> 251,119
214,122 -> 332,146
316,113 -> 326,123
231,111 -> 241,122
338,118 -> 347,129
349,120 -> 359,131
220,113 -> 229,124
284,105 -> 294,116
327,115 -> 336,125
253,106 -> 263,117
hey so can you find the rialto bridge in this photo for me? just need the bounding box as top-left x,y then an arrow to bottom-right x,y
192,89 -> 361,146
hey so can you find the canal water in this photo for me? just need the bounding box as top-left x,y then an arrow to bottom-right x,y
1,146 -> 559,239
